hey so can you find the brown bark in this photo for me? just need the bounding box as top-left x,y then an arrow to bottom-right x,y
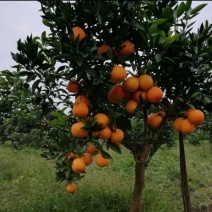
129,145 -> 151,212
129,161 -> 146,212
179,132 -> 192,212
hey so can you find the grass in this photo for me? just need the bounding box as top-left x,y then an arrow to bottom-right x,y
0,141 -> 211,212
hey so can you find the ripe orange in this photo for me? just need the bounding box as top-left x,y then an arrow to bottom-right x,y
123,76 -> 139,92
110,65 -> 127,83
126,99 -> 138,113
75,95 -> 89,106
133,90 -> 147,102
184,108 -> 193,117
188,109 -> 205,126
146,86 -> 163,103
82,153 -> 93,166
67,79 -> 80,93
67,183 -> 77,193
85,144 -> 98,154
158,110 -> 166,117
97,44 -> 112,55
72,102 -> 89,118
67,152 -> 79,160
70,122 -> 88,138
99,126 -> 112,140
94,113 -> 109,128
107,84 -> 126,103
173,117 -> 184,132
72,158 -> 86,173
180,119 -> 195,134
95,153 -> 110,167
138,74 -> 153,91
111,129 -> 124,144
148,113 -> 162,128
118,40 -> 134,56
71,26 -> 86,42
92,131 -> 99,137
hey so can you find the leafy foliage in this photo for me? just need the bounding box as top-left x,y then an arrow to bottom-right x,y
1,1 -> 212,209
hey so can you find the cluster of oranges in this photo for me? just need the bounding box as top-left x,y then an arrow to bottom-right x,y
65,26 -> 166,193
66,144 -> 110,193
108,68 -> 163,114
67,25 -> 128,191
66,26 -> 205,193
173,109 -> 205,134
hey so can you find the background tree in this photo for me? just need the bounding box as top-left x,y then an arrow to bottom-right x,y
6,0 -> 212,211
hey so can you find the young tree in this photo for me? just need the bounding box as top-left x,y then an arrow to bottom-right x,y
8,0 -> 212,211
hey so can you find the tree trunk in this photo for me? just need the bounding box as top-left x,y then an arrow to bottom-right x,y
179,132 -> 192,212
129,161 -> 146,212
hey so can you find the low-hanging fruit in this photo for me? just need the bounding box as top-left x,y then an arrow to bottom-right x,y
72,102 -> 89,118
180,119 -> 195,134
85,144 -> 98,154
95,153 -> 110,167
75,95 -> 89,106
173,117 -> 184,132
148,113 -> 163,128
70,122 -> 88,138
111,128 -> 124,144
67,183 -> 77,193
188,109 -> 205,126
82,153 -> 93,166
126,99 -> 138,113
72,158 -> 86,173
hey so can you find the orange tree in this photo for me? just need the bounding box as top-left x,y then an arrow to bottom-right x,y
9,0 -> 212,211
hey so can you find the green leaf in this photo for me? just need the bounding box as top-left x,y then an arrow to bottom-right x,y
18,71 -> 30,77
108,112 -> 124,119
162,6 -> 172,18
152,18 -> 168,25
100,149 -> 113,159
42,19 -> 54,28
191,92 -> 200,98
75,57 -> 83,66
41,31 -> 46,43
1,70 -> 15,78
186,103 -> 195,109
185,0 -> 192,12
155,54 -> 161,62
107,142 -> 122,154
125,21 -> 145,31
32,79 -> 41,93
190,4 -> 207,15
26,73 -> 37,82
203,96 -> 211,104
148,24 -> 158,34
177,2 -> 186,17
165,34 -> 180,45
